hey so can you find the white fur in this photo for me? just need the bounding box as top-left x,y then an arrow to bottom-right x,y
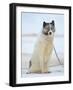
30,33 -> 54,73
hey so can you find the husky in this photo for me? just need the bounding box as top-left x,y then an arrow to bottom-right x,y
29,20 -> 55,73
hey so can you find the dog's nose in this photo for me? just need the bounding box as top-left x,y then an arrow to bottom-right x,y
49,32 -> 52,35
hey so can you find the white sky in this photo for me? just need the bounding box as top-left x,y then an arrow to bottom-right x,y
22,12 -> 64,35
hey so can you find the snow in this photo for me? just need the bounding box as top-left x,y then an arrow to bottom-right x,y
21,65 -> 64,78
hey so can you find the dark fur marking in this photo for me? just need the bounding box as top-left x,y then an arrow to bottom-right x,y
29,60 -> 32,68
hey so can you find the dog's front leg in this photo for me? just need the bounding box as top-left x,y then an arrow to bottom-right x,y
40,61 -> 44,73
39,55 -> 45,73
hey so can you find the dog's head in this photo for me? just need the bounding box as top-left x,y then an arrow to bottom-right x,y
42,20 -> 55,36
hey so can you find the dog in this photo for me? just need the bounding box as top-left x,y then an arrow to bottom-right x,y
29,20 -> 55,73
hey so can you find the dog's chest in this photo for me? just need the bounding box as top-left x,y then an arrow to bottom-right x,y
37,35 -> 53,55
39,35 -> 53,46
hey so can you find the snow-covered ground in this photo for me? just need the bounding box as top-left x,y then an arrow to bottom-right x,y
21,65 -> 64,78
21,50 -> 64,78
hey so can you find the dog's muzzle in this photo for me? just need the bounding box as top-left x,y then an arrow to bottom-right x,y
48,31 -> 52,35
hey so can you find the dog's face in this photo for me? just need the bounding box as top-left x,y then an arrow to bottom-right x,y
42,20 -> 55,36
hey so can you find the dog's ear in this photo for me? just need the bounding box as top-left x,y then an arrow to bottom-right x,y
52,20 -> 55,26
43,21 -> 46,27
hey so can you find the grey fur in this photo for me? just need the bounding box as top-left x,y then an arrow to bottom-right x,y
42,20 -> 55,35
